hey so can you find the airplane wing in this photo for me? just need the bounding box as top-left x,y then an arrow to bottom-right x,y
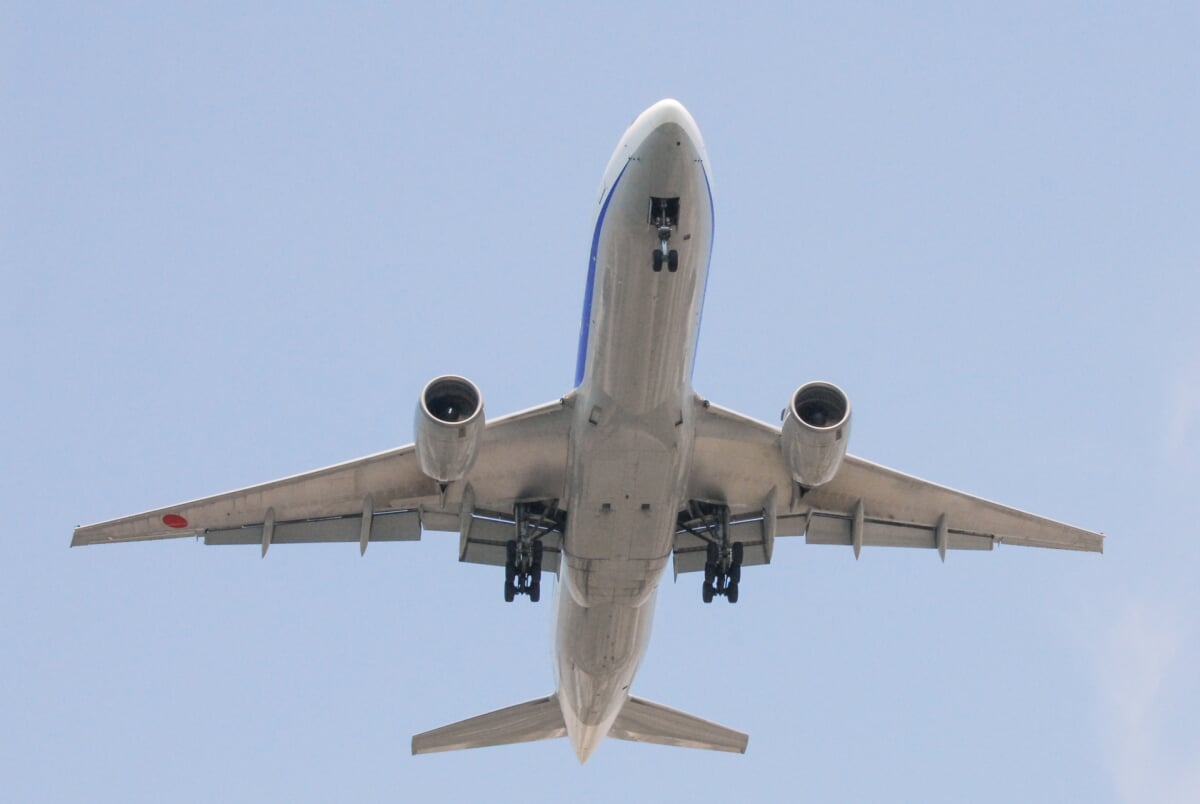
677,398 -> 1102,573
72,398 -> 574,567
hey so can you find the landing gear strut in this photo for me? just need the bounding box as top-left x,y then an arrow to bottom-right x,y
703,539 -> 744,604
504,538 -> 543,602
503,502 -> 559,603
679,502 -> 744,604
650,197 -> 679,273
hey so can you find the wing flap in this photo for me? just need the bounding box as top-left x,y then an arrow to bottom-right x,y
204,509 -> 421,546
802,512 -> 993,551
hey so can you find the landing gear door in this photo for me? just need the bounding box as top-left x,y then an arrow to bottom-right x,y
671,503 -> 774,576
455,503 -> 563,575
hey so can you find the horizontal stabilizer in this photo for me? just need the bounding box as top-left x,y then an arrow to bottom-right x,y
609,697 -> 748,753
411,695 -> 566,755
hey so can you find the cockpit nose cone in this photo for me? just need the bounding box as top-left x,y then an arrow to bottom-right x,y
641,98 -> 699,134
627,99 -> 709,177
648,98 -> 689,118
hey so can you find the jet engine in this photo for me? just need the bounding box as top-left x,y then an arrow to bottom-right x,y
781,381 -> 852,488
415,375 -> 485,483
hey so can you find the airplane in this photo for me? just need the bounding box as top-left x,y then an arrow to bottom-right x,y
72,99 -> 1103,763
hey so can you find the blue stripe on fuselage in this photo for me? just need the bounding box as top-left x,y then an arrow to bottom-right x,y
575,160 -> 630,387
689,162 -> 715,380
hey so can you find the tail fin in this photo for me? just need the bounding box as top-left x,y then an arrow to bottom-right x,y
411,696 -> 566,755
609,697 -> 748,754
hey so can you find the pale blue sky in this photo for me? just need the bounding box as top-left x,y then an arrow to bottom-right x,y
4,3 -> 1198,802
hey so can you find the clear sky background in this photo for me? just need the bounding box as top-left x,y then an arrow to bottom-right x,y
4,3 -> 1198,802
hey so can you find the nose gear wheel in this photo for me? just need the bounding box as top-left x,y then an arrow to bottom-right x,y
650,198 -> 680,272
652,248 -> 679,273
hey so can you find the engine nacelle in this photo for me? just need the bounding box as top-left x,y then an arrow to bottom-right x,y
781,381 -> 852,488
415,375 -> 485,484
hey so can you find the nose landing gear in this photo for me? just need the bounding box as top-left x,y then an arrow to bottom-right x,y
652,234 -> 679,273
649,197 -> 680,273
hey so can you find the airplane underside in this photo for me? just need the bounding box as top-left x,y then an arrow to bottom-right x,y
72,99 -> 1102,765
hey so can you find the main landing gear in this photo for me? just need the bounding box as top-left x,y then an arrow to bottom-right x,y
502,502 -> 561,603
703,539 -> 744,604
504,538 -> 543,602
679,502 -> 745,604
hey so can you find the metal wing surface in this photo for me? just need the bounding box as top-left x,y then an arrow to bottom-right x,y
681,398 -> 1102,571
72,399 -> 573,560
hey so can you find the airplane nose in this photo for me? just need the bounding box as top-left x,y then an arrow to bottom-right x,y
596,99 -> 713,199
638,99 -> 702,145
633,99 -> 711,187
627,99 -> 709,171
644,98 -> 694,127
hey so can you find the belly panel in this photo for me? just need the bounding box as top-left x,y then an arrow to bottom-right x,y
555,594 -> 656,729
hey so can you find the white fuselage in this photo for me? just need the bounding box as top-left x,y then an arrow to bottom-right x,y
553,101 -> 713,761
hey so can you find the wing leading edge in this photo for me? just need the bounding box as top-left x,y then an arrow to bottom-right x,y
682,398 -> 1102,569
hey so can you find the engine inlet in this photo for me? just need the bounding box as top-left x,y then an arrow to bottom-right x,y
423,378 -> 480,424
793,383 -> 849,429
